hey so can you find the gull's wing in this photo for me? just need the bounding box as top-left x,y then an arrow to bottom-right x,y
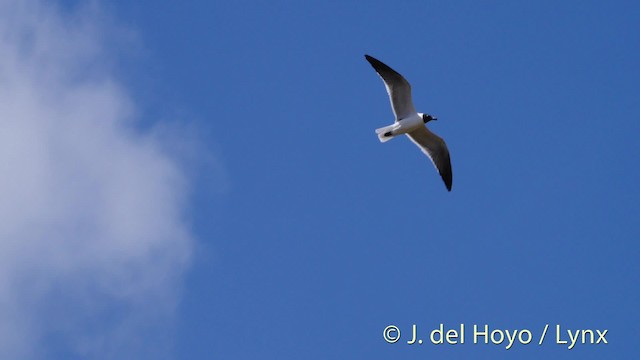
365,55 -> 416,120
406,126 -> 453,191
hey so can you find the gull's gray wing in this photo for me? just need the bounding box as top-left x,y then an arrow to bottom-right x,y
365,55 -> 416,120
406,126 -> 453,191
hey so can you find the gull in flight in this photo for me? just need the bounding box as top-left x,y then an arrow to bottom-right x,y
365,54 -> 453,191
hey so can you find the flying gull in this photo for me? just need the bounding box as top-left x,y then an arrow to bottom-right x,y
365,54 -> 453,191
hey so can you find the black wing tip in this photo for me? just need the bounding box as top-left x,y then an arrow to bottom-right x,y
364,54 -> 377,66
441,175 -> 452,191
364,54 -> 381,64
363,54 -> 405,83
441,168 -> 453,192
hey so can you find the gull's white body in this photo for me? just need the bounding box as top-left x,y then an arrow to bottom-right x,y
375,112 -> 424,143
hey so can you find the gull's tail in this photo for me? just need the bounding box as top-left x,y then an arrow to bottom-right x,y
375,123 -> 399,143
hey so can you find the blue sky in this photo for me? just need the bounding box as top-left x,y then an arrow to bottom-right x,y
1,0 -> 638,359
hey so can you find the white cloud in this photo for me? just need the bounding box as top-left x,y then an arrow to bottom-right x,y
0,1 -> 196,358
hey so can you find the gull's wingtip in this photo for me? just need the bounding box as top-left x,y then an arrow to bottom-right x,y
444,173 -> 453,192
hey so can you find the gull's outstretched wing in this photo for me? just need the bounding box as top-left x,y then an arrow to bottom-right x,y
365,54 -> 416,120
406,127 -> 453,191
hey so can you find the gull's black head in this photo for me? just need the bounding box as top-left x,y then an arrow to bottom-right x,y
422,113 -> 437,123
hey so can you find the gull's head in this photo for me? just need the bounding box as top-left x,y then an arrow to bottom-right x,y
422,113 -> 437,123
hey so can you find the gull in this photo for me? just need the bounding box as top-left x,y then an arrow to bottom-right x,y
365,54 -> 453,191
